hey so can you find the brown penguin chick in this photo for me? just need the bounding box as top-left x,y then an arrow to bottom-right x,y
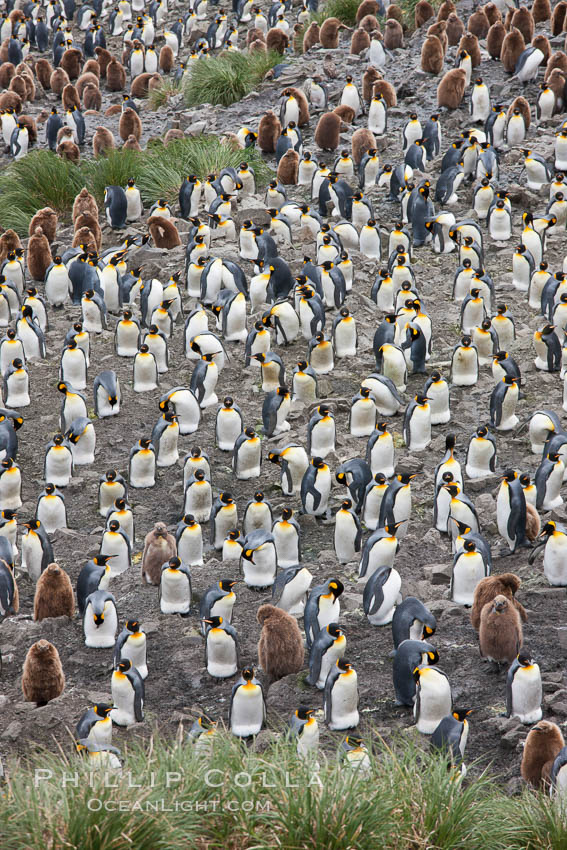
104,104 -> 123,117
76,71 -> 99,99
246,27 -> 266,46
164,128 -> 184,144
83,83 -> 102,111
57,139 -> 80,163
525,502 -> 541,542
0,61 -> 16,88
508,95 -> 531,129
277,149 -> 299,184
59,48 -> 83,80
82,59 -> 101,78
72,187 -> 98,222
352,127 -> 377,165
249,38 -> 267,55
267,28 -> 289,54
458,32 -> 481,66
333,104 -> 356,123
27,228 -> 52,281
510,7 -> 534,44
319,17 -> 347,49
356,0 -> 381,22
22,639 -> 65,705
147,215 -> 181,249
500,27 -> 525,73
141,521 -> 177,585
351,27 -> 370,54
532,35 -> 551,66
471,573 -> 527,631
427,20 -> 448,54
0,229 -> 23,263
303,21 -> 320,51
33,563 -> 75,622
546,68 -> 566,102
29,208 -> 57,243
130,72 -> 158,97
34,57 -> 52,89
446,12 -> 464,46
56,125 -> 75,145
106,59 -> 127,92
119,107 -> 142,142
159,44 -> 175,72
0,91 -> 22,113
257,604 -> 304,684
314,111 -> 342,150
92,125 -> 115,156
372,79 -> 397,106
386,4 -> 404,24
258,110 -> 282,152
437,67 -> 466,108
467,7 -> 489,38
415,0 -> 435,28
74,213 -> 102,250
487,21 -> 506,59
17,114 -> 37,144
521,722 -> 565,789
483,2 -> 501,25
362,66 -> 382,102
49,67 -> 70,96
72,226 -> 96,250
384,18 -> 404,49
437,0 -> 455,20
61,83 -> 81,111
9,75 -> 27,101
20,73 -> 36,101
421,35 -> 444,74
123,134 -> 142,151
478,594 -> 523,663
359,14 -> 380,33
545,51 -> 567,80
551,0 -> 567,36
95,46 -> 113,78
281,86 -> 310,125
9,9 -> 25,22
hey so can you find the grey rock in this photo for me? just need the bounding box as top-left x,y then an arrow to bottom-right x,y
1,721 -> 22,740
423,563 -> 452,585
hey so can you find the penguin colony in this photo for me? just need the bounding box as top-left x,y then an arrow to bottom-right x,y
2,0 -> 567,790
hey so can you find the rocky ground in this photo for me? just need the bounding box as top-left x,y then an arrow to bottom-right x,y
1,0 -> 567,791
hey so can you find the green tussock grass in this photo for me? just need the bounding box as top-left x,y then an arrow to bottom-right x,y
148,77 -> 181,111
0,140 -> 273,235
2,732 -> 567,850
183,50 -> 282,108
313,0 -> 360,26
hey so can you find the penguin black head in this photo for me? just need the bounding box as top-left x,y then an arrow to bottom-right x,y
276,386 -> 289,396
460,336 -> 472,347
442,472 -> 454,484
295,706 -> 315,720
182,514 -> 197,527
548,452 -> 561,463
108,520 -> 120,532
242,667 -> 255,682
194,469 -> 206,482
220,579 -> 238,591
44,483 -> 56,495
327,579 -> 344,599
140,437 -> 152,450
337,658 -> 352,673
373,473 -> 386,486
311,457 -> 326,470
519,473 -> 531,487
125,620 -> 140,633
21,305 -> 33,319
281,507 -> 293,521
517,651 -> 533,668
203,615 -> 223,629
53,433 -> 65,446
452,708 -> 473,722
398,472 -> 417,484
117,659 -> 132,673
360,387 -> 371,399
540,521 -> 556,538
94,704 -> 113,718
168,556 -> 181,570
227,528 -> 240,541
443,483 -> 460,496
327,623 -> 343,638
244,426 -> 256,439
220,492 -> 234,505
463,539 -> 476,553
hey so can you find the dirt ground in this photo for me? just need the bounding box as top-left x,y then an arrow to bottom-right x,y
1,1 -> 567,790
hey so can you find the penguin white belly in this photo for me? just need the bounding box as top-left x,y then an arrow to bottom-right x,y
368,437 -> 395,477
110,673 -> 137,726
243,545 -> 276,587
222,540 -> 242,561
84,604 -> 118,648
277,569 -> 312,615
315,638 -> 345,689
407,407 -> 431,451
273,523 -> 299,567
184,482 -> 212,522
231,685 -> 264,736
108,511 -> 134,543
428,385 -> 450,425
381,349 -> 406,391
61,352 -> 87,389
364,538 -> 397,575
451,349 -> 478,386
130,451 -> 155,488
334,513 -> 358,563
235,439 -> 261,479
71,427 -> 96,465
160,570 -> 190,613
310,420 -> 335,457
305,469 -> 331,516
45,447 -> 73,486
392,488 -> 412,533
316,594 -> 340,634
156,426 -> 179,467
87,717 -> 113,747
213,506 -> 238,548
544,537 -> 567,585
541,466 -> 564,510
414,669 -> 452,734
326,670 -> 359,731
217,410 -> 242,450
116,323 -> 140,357
297,719 -> 319,758
82,301 -> 104,333
0,469 -> 21,508
97,384 -> 120,418
510,666 -> 542,724
210,594 -> 235,624
435,489 -> 451,532
21,534 -> 44,582
17,325 -> 41,359
451,552 -> 485,606
224,298 -> 247,342
199,366 -> 219,409
496,386 -> 519,431
529,414 -> 555,454
37,497 -> 66,533
207,629 -> 238,677
46,268 -> 70,306
466,440 -> 494,479
178,528 -> 204,566
101,534 -> 129,576
367,569 -> 401,625
350,399 -> 376,437
274,397 -> 291,433
119,636 -> 147,679
62,395 -> 87,430
310,344 -> 334,375
553,765 -> 567,799
5,372 -> 29,407
169,392 -> 200,435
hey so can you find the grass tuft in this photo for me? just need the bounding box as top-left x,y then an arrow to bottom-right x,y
148,77 -> 181,111
183,50 -> 282,107
313,0 -> 360,26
